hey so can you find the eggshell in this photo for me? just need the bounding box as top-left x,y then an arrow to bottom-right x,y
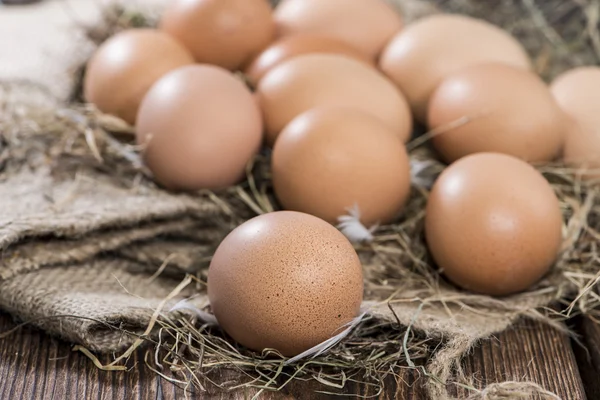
83,29 -> 194,125
272,107 -> 411,226
274,0 -> 402,61
160,0 -> 275,70
208,211 -> 364,356
257,54 -> 412,145
425,153 -> 563,296
245,34 -> 372,86
550,67 -> 600,177
428,63 -> 565,164
136,65 -> 262,191
379,14 -> 531,122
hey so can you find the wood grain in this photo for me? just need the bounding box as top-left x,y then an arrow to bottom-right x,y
0,313 -> 587,399
454,318 -> 586,399
573,316 -> 600,400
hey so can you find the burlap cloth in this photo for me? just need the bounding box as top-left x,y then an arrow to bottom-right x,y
0,0 -> 220,352
0,164 -> 226,351
0,1 -> 593,398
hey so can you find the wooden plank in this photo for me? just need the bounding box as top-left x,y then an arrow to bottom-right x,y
0,313 -> 424,399
452,318 -> 586,399
0,312 -> 587,399
573,316 -> 600,400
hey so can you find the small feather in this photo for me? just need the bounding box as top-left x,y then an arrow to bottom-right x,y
337,204 -> 378,243
169,299 -> 218,326
285,312 -> 366,365
411,158 -> 440,189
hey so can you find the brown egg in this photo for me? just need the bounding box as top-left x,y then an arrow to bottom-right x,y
208,211 -> 364,356
562,118 -> 600,180
136,65 -> 262,191
425,153 -> 563,296
380,14 -> 531,122
428,63 -> 565,164
160,0 -> 275,70
551,67 -> 600,177
257,54 -> 412,145
245,34 -> 372,86
272,107 -> 411,226
274,0 -> 402,61
83,29 -> 194,125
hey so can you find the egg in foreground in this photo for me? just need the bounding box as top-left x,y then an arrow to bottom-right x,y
425,153 -> 563,296
160,0 -> 275,70
550,66 -> 600,178
428,63 -> 565,163
208,211 -> 364,357
245,34 -> 371,86
257,54 -> 412,145
136,65 -> 263,191
84,29 -> 194,125
379,14 -> 531,122
272,107 -> 411,226
274,0 -> 402,61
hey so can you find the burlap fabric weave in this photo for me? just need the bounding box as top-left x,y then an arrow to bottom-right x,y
1,0 -> 597,398
0,97 -> 227,350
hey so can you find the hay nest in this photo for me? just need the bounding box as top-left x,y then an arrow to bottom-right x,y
3,0 -> 600,399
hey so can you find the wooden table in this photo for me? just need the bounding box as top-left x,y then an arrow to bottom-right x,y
0,312 -> 595,399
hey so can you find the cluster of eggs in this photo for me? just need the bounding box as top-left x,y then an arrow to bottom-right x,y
83,0 -> 598,357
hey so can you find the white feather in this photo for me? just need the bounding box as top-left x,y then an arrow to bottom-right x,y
337,204 -> 378,243
169,299 -> 219,326
410,158 -> 439,189
285,312 -> 367,365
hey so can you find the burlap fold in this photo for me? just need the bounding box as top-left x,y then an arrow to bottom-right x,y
0,81 -> 228,349
0,259 -> 203,352
0,163 -> 224,350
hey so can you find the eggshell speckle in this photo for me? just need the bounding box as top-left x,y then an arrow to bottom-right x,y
208,211 -> 364,356
274,0 -> 402,61
245,34 -> 372,86
425,153 -> 563,296
551,67 -> 600,177
257,54 -> 412,145
380,14 -> 531,121
428,63 -> 565,163
160,0 -> 275,70
136,65 -> 262,191
84,29 -> 194,125
272,107 -> 411,226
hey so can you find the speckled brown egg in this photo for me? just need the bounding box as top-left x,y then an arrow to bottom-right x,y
379,14 -> 531,122
428,63 -> 565,164
245,34 -> 372,86
207,211 -> 364,357
274,0 -> 402,61
83,29 -> 194,125
160,0 -> 275,70
136,65 -> 262,191
272,107 -> 411,226
257,54 -> 412,145
425,153 -> 563,296
551,67 -> 600,178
